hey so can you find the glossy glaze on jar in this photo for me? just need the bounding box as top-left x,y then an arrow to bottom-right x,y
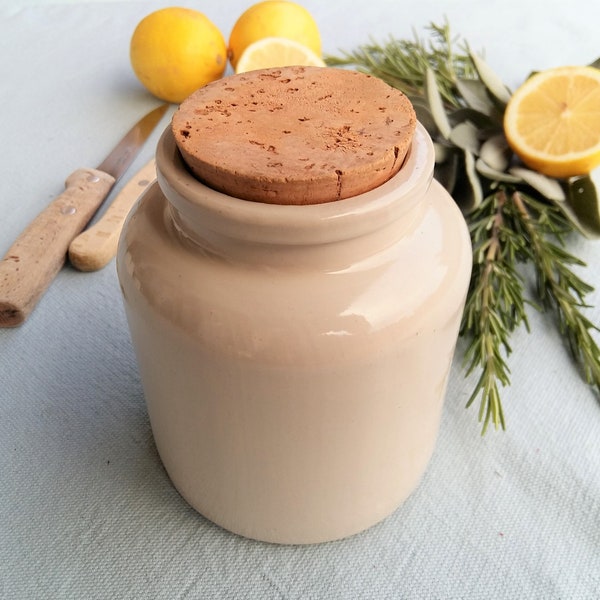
117,123 -> 472,544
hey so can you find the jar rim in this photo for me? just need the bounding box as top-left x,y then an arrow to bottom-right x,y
156,122 -> 434,246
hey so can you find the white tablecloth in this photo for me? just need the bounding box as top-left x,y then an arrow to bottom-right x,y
1,1 -> 599,598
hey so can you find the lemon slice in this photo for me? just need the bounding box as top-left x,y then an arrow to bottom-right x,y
235,37 -> 326,74
504,65 -> 600,178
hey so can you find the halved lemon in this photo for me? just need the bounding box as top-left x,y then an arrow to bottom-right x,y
504,65 -> 600,178
228,0 -> 321,70
235,37 -> 326,74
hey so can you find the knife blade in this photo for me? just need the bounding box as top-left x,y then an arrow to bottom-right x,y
68,158 -> 157,272
0,103 -> 169,327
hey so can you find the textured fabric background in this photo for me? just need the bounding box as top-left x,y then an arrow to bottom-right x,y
1,1 -> 599,598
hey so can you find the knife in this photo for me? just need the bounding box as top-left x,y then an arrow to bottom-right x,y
68,158 -> 156,272
0,103 -> 169,328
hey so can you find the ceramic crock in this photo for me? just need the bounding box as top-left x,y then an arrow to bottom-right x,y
116,121 -> 472,544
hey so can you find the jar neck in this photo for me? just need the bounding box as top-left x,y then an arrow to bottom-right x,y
156,124 -> 434,267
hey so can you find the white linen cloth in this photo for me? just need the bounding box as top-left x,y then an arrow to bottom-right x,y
1,1 -> 599,598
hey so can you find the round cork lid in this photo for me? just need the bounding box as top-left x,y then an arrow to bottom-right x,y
171,66 -> 417,205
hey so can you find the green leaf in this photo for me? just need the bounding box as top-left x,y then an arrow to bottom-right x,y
476,158 -> 521,183
410,98 -> 439,137
479,134 -> 510,171
509,167 -> 565,202
447,107 -> 496,130
589,57 -> 600,69
455,78 -> 495,115
563,175 -> 600,239
449,121 -> 480,155
464,150 -> 483,210
433,141 -> 450,163
453,150 -> 483,212
434,149 -> 460,193
469,51 -> 512,105
425,67 -> 452,139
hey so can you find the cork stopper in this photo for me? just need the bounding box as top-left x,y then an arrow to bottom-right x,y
172,66 -> 417,205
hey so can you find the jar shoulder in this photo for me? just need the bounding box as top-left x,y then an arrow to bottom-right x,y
118,179 -> 471,339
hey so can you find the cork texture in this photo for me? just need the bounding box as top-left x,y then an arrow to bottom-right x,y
172,66 -> 417,205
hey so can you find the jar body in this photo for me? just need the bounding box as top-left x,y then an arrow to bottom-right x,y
117,124 -> 472,544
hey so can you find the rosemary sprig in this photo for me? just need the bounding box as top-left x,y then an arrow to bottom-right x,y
461,190 -> 529,433
327,23 -> 475,107
512,191 -> 600,390
327,23 -> 600,433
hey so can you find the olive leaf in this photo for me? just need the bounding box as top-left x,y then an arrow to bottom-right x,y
479,134 -> 511,172
425,67 -> 452,138
434,150 -> 460,194
448,107 -> 496,129
563,175 -> 600,238
469,50 -> 511,105
449,121 -> 480,155
454,150 -> 483,212
476,158 -> 521,183
509,166 -> 565,202
455,78 -> 495,115
410,97 -> 439,137
433,141 -> 450,163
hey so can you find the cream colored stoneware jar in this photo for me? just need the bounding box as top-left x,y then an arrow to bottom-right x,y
117,122 -> 472,545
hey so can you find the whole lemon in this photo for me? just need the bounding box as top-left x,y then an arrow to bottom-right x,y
228,1 -> 321,69
130,7 -> 227,104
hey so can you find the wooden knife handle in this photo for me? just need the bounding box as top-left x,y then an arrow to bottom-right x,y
69,159 -> 156,272
0,168 -> 115,327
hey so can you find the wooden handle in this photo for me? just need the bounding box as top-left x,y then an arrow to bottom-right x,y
68,159 -> 156,272
0,168 -> 114,327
